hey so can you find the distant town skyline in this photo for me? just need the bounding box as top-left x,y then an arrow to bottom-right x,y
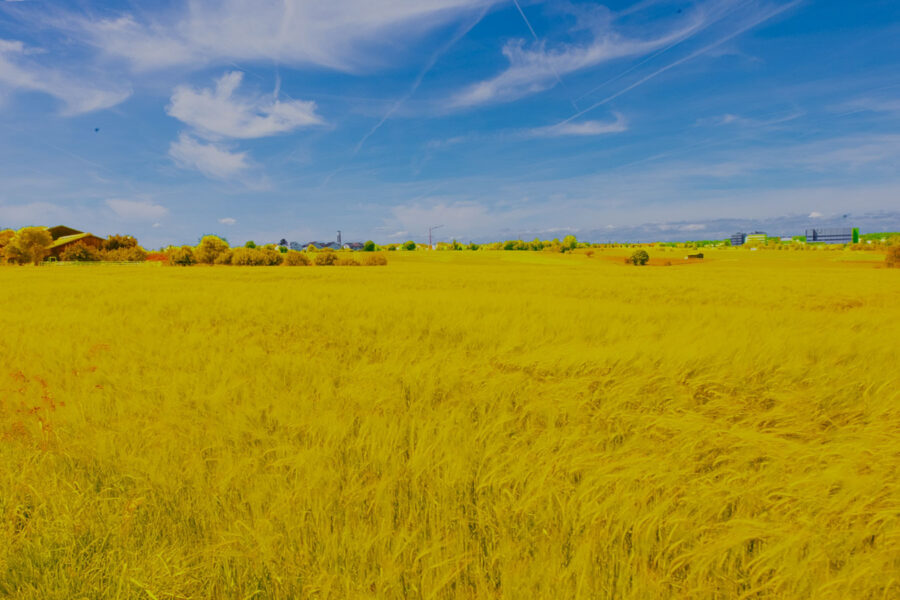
1,0 -> 899,246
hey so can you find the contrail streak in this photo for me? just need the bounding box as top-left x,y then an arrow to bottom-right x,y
354,7 -> 488,155
511,0 -> 578,110
558,0 -> 802,127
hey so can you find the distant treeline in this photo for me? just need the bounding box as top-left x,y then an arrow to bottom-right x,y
163,237 -> 387,267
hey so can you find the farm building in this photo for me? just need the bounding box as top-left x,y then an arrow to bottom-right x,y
48,232 -> 105,258
45,225 -> 84,240
806,227 -> 859,244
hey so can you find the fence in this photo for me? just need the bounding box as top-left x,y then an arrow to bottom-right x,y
41,261 -> 162,267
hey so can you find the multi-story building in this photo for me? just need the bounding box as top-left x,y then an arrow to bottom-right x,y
806,227 -> 858,244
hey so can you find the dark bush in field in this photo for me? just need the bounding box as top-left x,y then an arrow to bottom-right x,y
629,250 -> 650,266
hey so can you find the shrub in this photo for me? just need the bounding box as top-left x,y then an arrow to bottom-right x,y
195,235 -> 230,264
314,250 -> 338,266
166,246 -> 196,266
146,252 -> 168,263
585,250 -> 594,258
362,253 -> 388,266
363,240 -> 376,252
214,250 -> 233,265
886,246 -> 900,268
102,246 -> 148,262
259,248 -> 283,265
402,240 -> 416,251
231,246 -> 257,266
283,251 -> 311,266
629,250 -> 650,266
60,242 -> 102,261
335,256 -> 359,266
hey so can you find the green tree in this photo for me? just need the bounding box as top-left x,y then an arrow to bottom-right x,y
562,235 -> 578,251
629,249 -> 650,266
195,235 -> 230,264
402,240 -> 416,251
245,240 -> 257,249
363,240 -> 376,252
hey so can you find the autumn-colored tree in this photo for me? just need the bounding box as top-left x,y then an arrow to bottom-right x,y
0,229 -> 14,248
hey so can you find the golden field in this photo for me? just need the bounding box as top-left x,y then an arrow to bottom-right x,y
1,248 -> 898,599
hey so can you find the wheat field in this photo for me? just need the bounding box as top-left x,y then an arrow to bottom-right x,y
1,249 -> 898,599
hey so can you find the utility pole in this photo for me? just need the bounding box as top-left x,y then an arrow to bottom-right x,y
428,224 -> 443,249
337,230 -> 342,247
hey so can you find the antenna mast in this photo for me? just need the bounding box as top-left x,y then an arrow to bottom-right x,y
428,224 -> 444,249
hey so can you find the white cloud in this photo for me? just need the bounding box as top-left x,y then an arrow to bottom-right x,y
0,201 -> 72,225
808,211 -> 823,218
0,38 -> 131,114
74,1 -> 497,73
526,113 -> 627,138
218,217 -> 237,225
105,198 -> 169,221
167,71 -> 323,139
169,133 -> 249,179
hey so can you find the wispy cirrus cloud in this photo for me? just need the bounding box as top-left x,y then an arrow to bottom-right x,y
106,198 -> 169,221
66,0 -> 498,73
167,71 -> 323,139
525,113 -> 627,138
0,38 -> 130,114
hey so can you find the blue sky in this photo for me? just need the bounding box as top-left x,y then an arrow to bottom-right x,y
1,0 -> 898,246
